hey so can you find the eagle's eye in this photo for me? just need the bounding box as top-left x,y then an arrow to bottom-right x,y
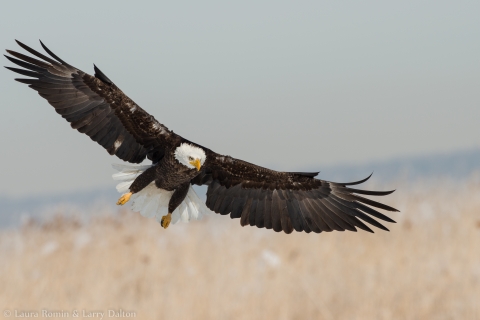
188,156 -> 194,161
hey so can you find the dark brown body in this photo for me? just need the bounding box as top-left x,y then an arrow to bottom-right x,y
129,148 -> 200,213
154,150 -> 199,191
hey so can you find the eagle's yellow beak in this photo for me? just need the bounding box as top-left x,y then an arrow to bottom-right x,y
189,158 -> 202,171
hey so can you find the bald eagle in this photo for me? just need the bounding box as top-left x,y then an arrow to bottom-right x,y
5,40 -> 398,233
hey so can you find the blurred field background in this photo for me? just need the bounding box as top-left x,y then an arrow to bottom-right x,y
1,175 -> 479,320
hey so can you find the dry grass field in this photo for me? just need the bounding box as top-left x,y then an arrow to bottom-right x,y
1,177 -> 480,320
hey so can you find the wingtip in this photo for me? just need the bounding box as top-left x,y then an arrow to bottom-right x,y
366,172 -> 373,181
365,172 -> 373,181
14,39 -> 25,49
93,64 -> 113,85
38,40 -> 68,65
38,39 -> 46,50
379,224 -> 390,232
383,189 -> 396,196
341,172 -> 374,186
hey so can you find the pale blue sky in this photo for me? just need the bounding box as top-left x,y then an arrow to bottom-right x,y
1,0 -> 479,196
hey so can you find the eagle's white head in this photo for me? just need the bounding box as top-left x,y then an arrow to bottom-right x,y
174,143 -> 206,171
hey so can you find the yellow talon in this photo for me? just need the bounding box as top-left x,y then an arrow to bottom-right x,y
116,192 -> 132,205
161,213 -> 172,229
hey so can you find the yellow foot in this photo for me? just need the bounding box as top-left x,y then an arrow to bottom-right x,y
161,213 -> 172,229
116,192 -> 132,205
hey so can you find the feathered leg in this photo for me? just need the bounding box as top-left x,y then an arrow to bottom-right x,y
161,182 -> 190,229
117,166 -> 156,205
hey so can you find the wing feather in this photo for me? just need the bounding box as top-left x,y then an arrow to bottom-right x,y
196,151 -> 398,234
271,191 -> 283,232
231,197 -> 246,219
304,197 -> 330,232
240,195 -> 253,227
263,191 -> 273,230
255,190 -> 267,228
5,40 -> 180,163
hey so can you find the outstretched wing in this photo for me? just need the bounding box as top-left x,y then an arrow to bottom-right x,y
193,152 -> 398,234
5,40 -> 179,163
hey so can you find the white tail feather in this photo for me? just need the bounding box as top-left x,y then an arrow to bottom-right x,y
112,164 -> 212,225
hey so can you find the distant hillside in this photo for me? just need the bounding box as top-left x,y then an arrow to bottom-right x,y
313,148 -> 480,184
1,148 -> 479,228
0,188 -> 119,228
